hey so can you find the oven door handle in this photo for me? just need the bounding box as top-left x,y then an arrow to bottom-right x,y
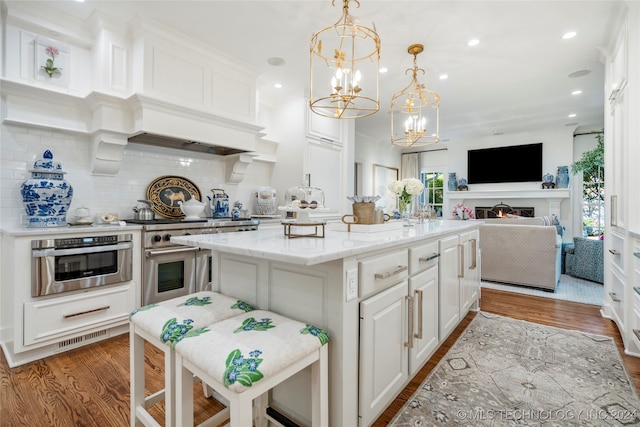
145,246 -> 200,257
32,242 -> 134,258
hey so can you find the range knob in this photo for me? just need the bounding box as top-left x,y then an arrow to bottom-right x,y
163,234 -> 172,241
152,235 -> 162,243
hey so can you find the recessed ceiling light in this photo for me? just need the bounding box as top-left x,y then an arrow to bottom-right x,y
267,57 -> 286,67
468,39 -> 480,47
492,130 -> 503,135
568,69 -> 591,78
571,90 -> 583,95
568,113 -> 577,118
439,74 -> 448,80
274,83 -> 283,89
562,31 -> 577,39
379,67 -> 388,73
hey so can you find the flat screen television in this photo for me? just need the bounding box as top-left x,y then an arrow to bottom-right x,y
467,143 -> 543,184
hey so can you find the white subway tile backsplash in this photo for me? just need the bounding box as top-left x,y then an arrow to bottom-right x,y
2,124 -> 255,227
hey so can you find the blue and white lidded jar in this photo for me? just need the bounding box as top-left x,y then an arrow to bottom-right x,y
555,166 -> 570,188
21,150 -> 73,227
447,173 -> 458,191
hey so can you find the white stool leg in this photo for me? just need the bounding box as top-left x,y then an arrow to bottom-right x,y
229,393 -> 254,427
312,345 -> 329,427
254,393 -> 268,427
175,354 -> 195,427
165,345 -> 176,427
130,324 -> 145,427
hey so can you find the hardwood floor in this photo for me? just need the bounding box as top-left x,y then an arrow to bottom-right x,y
1,288 -> 638,426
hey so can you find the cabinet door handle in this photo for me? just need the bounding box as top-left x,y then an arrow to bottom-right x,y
634,252 -> 640,260
609,249 -> 621,255
405,295 -> 414,349
609,292 -> 621,302
414,289 -> 423,340
470,239 -> 477,270
458,244 -> 465,278
63,305 -> 110,319
419,253 -> 439,263
374,265 -> 408,280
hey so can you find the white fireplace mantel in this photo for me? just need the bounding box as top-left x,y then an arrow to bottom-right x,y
446,189 -> 570,201
446,189 -> 571,217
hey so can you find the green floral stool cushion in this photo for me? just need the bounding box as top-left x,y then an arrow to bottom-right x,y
129,291 -> 254,346
174,310 -> 329,394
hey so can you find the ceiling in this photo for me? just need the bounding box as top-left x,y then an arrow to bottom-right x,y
20,1 -> 622,145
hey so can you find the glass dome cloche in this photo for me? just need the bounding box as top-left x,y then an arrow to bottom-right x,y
21,150 -> 73,227
284,185 -> 325,210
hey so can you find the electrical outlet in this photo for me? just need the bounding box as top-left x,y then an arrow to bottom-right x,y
346,269 -> 358,301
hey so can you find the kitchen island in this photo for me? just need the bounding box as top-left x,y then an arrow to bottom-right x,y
172,219 -> 481,426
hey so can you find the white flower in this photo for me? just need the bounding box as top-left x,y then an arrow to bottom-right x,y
403,178 -> 425,195
388,178 -> 425,196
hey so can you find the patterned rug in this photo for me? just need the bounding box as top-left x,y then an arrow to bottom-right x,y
481,274 -> 603,306
389,312 -> 640,426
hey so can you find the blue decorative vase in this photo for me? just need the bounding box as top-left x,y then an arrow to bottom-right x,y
543,173 -> 554,183
556,166 -> 570,188
447,173 -> 458,191
21,150 -> 73,227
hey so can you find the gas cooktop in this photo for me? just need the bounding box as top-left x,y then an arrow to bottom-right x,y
124,217 -> 259,231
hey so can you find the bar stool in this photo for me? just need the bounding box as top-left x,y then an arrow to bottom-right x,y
174,310 -> 329,427
129,291 -> 255,427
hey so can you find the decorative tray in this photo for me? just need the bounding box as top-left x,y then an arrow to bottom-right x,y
146,175 -> 202,219
327,221 -> 404,233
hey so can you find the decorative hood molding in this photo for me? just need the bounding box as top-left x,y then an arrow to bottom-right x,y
1,80 -> 275,179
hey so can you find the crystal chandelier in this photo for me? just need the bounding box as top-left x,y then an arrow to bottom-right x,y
309,0 -> 381,119
391,44 -> 440,147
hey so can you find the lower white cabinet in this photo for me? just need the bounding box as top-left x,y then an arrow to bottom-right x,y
359,280 -> 409,427
359,243 -> 441,426
460,230 -> 480,315
23,283 -> 135,346
439,230 -> 479,340
408,265 -> 439,374
439,235 -> 461,339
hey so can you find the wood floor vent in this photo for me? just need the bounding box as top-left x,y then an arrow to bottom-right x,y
57,329 -> 108,351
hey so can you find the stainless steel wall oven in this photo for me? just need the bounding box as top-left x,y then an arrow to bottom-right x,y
31,234 -> 134,297
127,218 -> 258,305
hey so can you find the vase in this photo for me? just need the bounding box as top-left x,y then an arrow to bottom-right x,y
447,173 -> 458,191
21,150 -> 73,227
398,196 -> 414,226
556,166 -> 570,188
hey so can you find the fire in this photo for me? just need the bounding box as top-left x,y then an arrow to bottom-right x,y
497,210 -> 503,218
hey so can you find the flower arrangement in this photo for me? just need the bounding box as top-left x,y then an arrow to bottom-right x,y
41,46 -> 62,78
389,178 -> 425,213
452,203 -> 475,220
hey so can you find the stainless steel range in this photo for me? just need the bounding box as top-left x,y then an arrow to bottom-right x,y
126,218 -> 259,305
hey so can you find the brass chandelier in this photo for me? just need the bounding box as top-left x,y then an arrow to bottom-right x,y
309,0 -> 381,119
391,44 -> 440,147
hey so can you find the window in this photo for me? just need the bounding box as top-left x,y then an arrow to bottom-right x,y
573,132 -> 605,238
420,171 -> 444,217
582,166 -> 604,237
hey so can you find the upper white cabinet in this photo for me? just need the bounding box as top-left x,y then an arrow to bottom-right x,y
306,105 -> 342,145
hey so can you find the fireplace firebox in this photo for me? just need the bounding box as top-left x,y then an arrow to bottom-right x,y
475,203 -> 535,219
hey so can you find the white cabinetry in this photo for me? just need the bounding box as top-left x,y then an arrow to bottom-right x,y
0,228 -> 142,367
439,235 -> 461,339
439,230 -> 479,340
359,280 -> 409,427
460,230 -> 480,314
603,4 -> 640,357
306,105 -> 342,144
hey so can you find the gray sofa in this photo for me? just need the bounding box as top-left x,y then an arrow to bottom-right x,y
479,217 -> 562,291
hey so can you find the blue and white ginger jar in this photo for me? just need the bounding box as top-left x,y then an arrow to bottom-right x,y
21,150 -> 73,227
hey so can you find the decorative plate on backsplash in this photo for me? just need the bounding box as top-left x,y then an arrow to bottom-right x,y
146,175 -> 202,219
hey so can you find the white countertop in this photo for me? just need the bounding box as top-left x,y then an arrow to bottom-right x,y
1,223 -> 142,237
172,219 -> 480,265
